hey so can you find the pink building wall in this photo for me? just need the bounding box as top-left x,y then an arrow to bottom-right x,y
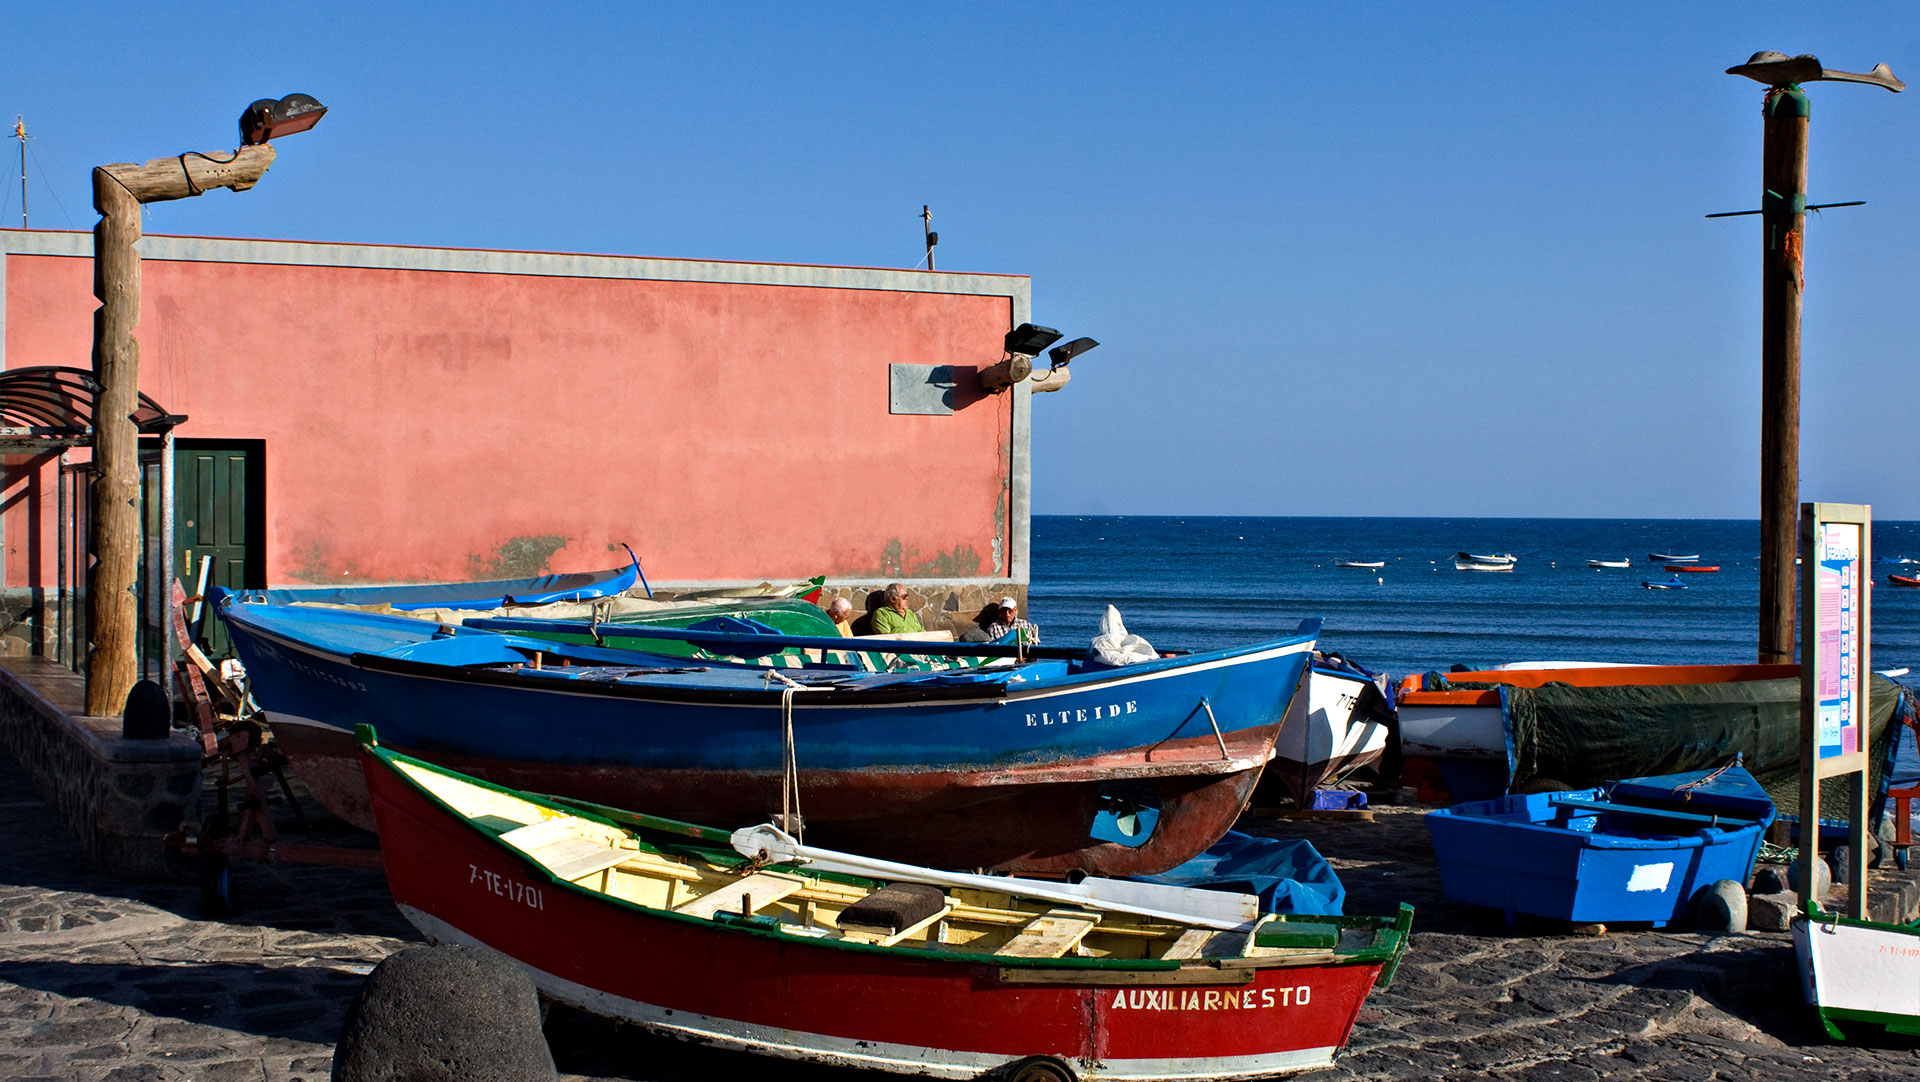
0,232 -> 1033,595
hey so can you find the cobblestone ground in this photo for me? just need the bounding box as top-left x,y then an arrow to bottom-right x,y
3,742 -> 1918,1081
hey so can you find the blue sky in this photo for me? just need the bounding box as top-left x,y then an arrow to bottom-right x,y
6,3 -> 1917,518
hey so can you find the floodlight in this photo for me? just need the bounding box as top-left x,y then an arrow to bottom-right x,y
1003,323 -> 1062,358
240,94 -> 329,146
1047,337 -> 1099,368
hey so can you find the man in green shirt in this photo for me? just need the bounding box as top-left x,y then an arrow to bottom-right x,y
870,582 -> 926,635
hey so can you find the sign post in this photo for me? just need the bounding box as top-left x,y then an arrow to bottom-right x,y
1799,501 -> 1871,917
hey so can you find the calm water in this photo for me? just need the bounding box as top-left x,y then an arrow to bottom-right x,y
1029,515 -> 1920,783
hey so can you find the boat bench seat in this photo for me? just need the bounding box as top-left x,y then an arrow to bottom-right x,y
498,819 -> 636,881
1550,797 -> 1733,828
673,871 -> 809,920
996,909 -> 1102,958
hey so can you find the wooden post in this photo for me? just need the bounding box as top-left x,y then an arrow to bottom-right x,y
84,145 -> 275,716
1757,89 -> 1808,666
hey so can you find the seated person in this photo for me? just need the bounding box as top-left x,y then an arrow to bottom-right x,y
826,597 -> 857,637
870,582 -> 926,635
984,596 -> 1039,643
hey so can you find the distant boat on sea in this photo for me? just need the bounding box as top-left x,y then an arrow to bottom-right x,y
1667,564 -> 1719,574
1457,551 -> 1516,565
1455,559 -> 1515,573
1588,558 -> 1630,569
1642,577 -> 1688,590
1649,553 -> 1700,563
1890,573 -> 1920,589
1333,559 -> 1385,569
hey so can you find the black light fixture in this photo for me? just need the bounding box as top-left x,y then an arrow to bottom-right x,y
1047,337 -> 1099,368
1003,323 -> 1063,357
240,93 -> 329,146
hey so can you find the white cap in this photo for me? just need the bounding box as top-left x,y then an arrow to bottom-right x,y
998,596 -> 1018,609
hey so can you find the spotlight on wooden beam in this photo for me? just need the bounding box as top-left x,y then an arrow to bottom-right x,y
1003,323 -> 1062,358
1047,337 -> 1099,368
240,93 -> 328,146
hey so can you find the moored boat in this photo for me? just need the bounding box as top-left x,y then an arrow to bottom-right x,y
215,592 -> 1322,875
252,548 -> 647,610
1456,551 -> 1516,565
1425,763 -> 1775,927
360,732 -> 1412,1080
1889,573 -> 1920,588
1332,560 -> 1385,570
1649,553 -> 1699,563
1392,663 -> 1906,804
1666,564 -> 1719,573
1587,558 -> 1630,569
1793,901 -> 1920,1039
1454,559 -> 1515,573
1260,653 -> 1394,805
1641,577 -> 1687,589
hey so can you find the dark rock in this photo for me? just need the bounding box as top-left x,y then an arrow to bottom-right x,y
331,944 -> 556,1082
1749,865 -> 1789,894
1691,879 -> 1747,932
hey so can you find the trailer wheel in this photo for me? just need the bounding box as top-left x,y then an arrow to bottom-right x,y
1002,1055 -> 1076,1082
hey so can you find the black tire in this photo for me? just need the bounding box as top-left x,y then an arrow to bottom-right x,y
1002,1055 -> 1076,1082
1515,778 -> 1574,794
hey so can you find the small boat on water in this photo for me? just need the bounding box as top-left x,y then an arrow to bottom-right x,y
1425,763 -> 1775,927
361,732 -> 1413,1080
1641,577 -> 1687,589
1889,573 -> 1920,588
1649,553 -> 1699,563
1794,901 -> 1920,1039
1455,559 -> 1515,573
1666,564 -> 1719,574
1587,559 -> 1630,569
1332,560 -> 1385,570
1456,551 -> 1516,565
215,591 -> 1322,875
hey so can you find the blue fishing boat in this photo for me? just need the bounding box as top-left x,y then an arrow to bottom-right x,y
1641,576 -> 1687,590
1424,763 -> 1775,927
252,546 -> 645,610
212,592 -> 1321,876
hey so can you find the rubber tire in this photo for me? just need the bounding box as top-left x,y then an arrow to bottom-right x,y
1004,1055 -> 1076,1082
1515,778 -> 1574,794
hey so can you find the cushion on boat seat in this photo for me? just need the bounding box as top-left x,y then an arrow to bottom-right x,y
839,883 -> 947,932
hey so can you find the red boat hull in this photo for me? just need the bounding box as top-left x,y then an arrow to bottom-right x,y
286,719 -> 1268,875
364,751 -> 1389,1079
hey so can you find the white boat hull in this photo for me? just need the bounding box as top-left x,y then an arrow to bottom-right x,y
1266,666 -> 1391,801
1793,908 -> 1920,1038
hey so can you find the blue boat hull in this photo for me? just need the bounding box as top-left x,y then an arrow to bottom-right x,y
216,596 -> 1319,875
245,548 -> 641,610
1424,766 -> 1775,926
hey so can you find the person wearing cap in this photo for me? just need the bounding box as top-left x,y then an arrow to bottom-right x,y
870,583 -> 926,635
984,596 -> 1039,644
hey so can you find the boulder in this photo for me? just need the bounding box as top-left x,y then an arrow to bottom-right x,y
1787,853 -> 1831,901
1749,865 -> 1790,895
332,944 -> 556,1082
1747,891 -> 1798,933
1691,879 -> 1747,933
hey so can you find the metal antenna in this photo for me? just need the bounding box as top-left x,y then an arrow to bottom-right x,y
13,116 -> 26,228
921,205 -> 937,271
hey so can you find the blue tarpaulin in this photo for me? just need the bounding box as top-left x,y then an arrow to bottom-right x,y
1128,830 -> 1346,916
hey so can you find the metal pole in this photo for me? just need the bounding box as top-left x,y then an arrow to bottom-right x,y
56,449 -> 67,667
1758,88 -> 1809,665
161,431 -> 177,677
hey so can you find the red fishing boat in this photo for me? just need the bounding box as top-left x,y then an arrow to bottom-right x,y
360,730 -> 1411,1080
1889,573 -> 1920,588
1666,564 -> 1719,573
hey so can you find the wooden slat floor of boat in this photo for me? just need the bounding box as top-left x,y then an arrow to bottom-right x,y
1160,927 -> 1216,960
997,909 -> 1102,958
673,871 -> 809,919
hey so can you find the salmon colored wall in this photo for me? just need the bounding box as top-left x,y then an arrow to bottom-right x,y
3,248 -> 1017,587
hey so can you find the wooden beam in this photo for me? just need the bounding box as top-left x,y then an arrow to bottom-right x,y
85,143 -> 277,715
97,144 -> 276,205
85,167 -> 141,717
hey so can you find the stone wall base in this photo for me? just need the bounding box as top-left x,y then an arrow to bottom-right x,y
0,665 -> 201,880
804,580 -> 1026,640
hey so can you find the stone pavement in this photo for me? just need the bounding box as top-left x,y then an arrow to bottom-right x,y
2,743 -> 1918,1082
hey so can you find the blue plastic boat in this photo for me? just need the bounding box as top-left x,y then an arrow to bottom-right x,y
1424,764 -> 1775,926
249,546 -> 644,610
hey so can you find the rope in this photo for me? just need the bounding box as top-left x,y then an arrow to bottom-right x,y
764,670 -> 827,841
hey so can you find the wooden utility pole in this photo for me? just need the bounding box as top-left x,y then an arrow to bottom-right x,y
1756,88 -> 1807,665
1723,52 -> 1902,665
85,145 -> 275,716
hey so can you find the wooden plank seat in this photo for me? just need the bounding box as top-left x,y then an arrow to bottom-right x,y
996,909 -> 1102,958
673,871 -> 810,919
497,820 -> 637,882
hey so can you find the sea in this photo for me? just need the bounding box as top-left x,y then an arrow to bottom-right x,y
1029,515 -> 1920,788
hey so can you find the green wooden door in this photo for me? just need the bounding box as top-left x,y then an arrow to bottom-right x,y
174,441 -> 264,656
